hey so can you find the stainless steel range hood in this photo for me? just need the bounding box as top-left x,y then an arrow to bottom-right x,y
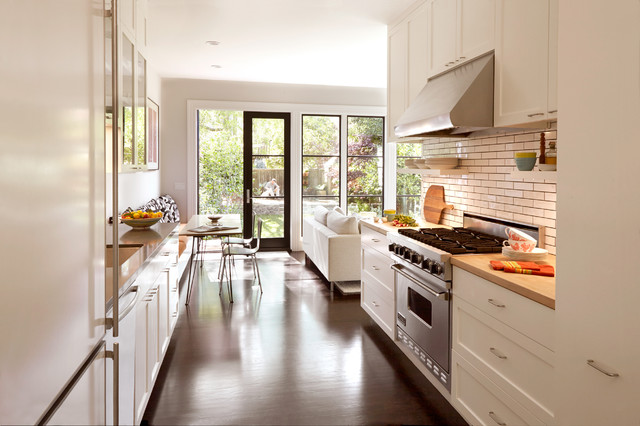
394,52 -> 495,138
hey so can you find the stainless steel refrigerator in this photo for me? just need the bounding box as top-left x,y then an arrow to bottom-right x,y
0,1 -> 110,424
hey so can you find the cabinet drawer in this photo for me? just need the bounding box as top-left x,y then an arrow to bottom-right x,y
452,352 -> 544,426
453,267 -> 555,350
362,246 -> 394,291
361,225 -> 389,254
454,297 -> 555,423
361,270 -> 394,338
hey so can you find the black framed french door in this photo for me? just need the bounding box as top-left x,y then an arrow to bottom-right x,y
243,111 -> 291,249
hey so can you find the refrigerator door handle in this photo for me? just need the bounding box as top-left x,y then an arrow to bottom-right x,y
37,340 -> 108,425
110,343 -> 119,426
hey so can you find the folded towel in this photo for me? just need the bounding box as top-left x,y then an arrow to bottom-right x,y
490,260 -> 555,277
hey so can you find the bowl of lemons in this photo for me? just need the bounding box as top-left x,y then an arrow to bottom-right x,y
121,210 -> 163,229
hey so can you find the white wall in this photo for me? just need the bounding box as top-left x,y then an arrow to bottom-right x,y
160,78 -> 386,233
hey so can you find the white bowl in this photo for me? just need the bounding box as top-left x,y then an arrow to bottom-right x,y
538,163 -> 557,171
502,246 -> 548,260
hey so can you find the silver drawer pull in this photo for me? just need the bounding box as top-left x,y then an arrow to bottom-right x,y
371,238 -> 380,243
372,301 -> 379,307
587,359 -> 620,377
488,299 -> 505,308
371,265 -> 380,271
488,411 -> 506,426
548,109 -> 558,113
490,347 -> 507,360
527,112 -> 544,117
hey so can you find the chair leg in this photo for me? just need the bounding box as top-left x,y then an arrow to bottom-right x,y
227,253 -> 234,303
253,254 -> 263,294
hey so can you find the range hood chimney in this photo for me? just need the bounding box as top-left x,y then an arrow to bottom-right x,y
394,52 -> 495,138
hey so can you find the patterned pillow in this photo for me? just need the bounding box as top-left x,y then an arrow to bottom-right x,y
136,194 -> 181,223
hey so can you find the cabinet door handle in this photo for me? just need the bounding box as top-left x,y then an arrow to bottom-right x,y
490,347 -> 508,360
548,109 -> 558,114
459,56 -> 466,60
371,265 -> 380,271
587,359 -> 620,377
488,411 -> 506,426
488,298 -> 506,308
527,112 -> 545,117
446,61 -> 455,66
372,301 -> 379,307
371,238 -> 380,243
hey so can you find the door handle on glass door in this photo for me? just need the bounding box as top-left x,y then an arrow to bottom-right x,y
246,189 -> 251,204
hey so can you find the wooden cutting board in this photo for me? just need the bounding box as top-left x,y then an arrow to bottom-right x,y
423,185 -> 454,224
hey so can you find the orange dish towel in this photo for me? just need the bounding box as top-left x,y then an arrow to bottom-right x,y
490,260 -> 555,277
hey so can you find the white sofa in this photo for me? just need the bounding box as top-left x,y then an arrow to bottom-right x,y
302,207 -> 361,284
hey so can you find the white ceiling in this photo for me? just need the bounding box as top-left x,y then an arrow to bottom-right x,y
146,0 -> 416,88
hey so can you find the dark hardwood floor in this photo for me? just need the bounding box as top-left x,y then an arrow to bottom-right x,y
143,248 -> 466,425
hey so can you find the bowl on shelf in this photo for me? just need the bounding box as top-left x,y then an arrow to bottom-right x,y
424,157 -> 459,170
514,152 -> 537,171
538,163 -> 557,171
413,159 -> 431,169
404,158 -> 418,168
121,217 -> 161,230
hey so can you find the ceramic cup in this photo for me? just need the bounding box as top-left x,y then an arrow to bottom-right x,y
505,227 -> 537,243
503,239 -> 536,253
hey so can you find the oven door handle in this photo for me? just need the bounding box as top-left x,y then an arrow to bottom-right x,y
391,264 -> 449,301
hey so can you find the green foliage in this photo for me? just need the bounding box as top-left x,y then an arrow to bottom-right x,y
198,110 -> 244,215
396,143 -> 422,218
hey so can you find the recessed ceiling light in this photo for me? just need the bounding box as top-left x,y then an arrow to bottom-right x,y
210,65 -> 222,69
205,40 -> 220,46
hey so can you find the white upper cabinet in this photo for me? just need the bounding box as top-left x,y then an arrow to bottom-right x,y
494,0 -> 557,127
387,23 -> 408,141
387,1 -> 429,141
427,0 -> 495,77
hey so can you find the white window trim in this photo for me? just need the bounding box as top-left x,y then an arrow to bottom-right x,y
186,100 -> 386,251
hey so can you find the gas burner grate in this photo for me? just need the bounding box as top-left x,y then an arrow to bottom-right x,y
399,227 -> 506,254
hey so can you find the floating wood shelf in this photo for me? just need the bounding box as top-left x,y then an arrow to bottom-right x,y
398,168 -> 469,176
509,170 -> 557,182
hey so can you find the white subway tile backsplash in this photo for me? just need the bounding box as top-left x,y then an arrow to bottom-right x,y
420,129 -> 557,251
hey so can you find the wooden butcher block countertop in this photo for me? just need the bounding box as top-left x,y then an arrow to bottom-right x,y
451,253 -> 556,309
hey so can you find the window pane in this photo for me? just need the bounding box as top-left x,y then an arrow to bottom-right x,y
302,157 -> 339,196
253,156 -> 284,196
302,115 -> 340,155
347,116 -> 384,156
302,197 -> 339,219
397,173 -> 421,195
252,118 -> 284,155
135,52 -> 146,166
253,198 -> 284,238
121,36 -> 134,165
397,143 -> 422,158
198,110 -> 244,215
397,196 -> 421,218
347,196 -> 382,215
347,157 -> 382,196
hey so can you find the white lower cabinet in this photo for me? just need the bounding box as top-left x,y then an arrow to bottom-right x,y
452,266 -> 555,425
360,225 -> 395,339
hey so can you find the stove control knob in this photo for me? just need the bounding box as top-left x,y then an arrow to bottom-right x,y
404,249 -> 413,260
388,243 -> 396,252
394,245 -> 403,255
423,258 -> 434,271
432,263 -> 444,275
412,253 -> 423,265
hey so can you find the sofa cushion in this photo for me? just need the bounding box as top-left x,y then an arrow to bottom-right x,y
333,206 -> 345,215
327,210 -> 359,235
314,206 -> 329,225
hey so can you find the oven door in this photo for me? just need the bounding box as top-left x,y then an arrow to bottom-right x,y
393,263 -> 451,373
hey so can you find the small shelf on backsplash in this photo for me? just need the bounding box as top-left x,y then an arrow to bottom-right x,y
510,170 -> 557,182
399,168 -> 469,176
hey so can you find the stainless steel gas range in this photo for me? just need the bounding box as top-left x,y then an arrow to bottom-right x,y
388,213 -> 542,391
